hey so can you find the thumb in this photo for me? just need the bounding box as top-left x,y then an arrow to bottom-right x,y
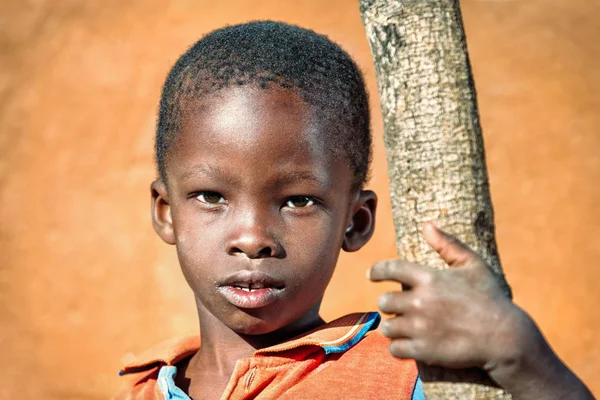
422,222 -> 478,268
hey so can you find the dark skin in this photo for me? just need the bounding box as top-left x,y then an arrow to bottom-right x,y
369,223 -> 595,399
152,86 -> 593,399
151,86 -> 376,399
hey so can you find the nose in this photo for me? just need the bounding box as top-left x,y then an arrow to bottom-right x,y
226,213 -> 283,259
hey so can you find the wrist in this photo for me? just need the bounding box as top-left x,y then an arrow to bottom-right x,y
485,306 -> 594,399
484,306 -> 546,389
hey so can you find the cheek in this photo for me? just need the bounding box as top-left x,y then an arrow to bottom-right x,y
172,203 -> 222,247
306,210 -> 346,247
175,243 -> 209,294
171,209 -> 223,284
285,215 -> 345,281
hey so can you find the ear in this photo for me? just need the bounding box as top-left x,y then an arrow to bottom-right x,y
342,190 -> 377,252
151,179 -> 176,245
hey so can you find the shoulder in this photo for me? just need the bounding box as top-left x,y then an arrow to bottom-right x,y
282,330 -> 419,399
340,330 -> 418,375
112,335 -> 200,400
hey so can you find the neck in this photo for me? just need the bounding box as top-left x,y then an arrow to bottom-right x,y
188,298 -> 325,377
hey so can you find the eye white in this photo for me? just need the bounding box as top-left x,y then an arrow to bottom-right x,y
285,197 -> 314,208
196,192 -> 225,204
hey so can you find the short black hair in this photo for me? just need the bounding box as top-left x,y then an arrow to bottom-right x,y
156,20 -> 371,189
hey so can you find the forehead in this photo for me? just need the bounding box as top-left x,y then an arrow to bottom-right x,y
182,86 -> 317,146
167,86 -> 350,186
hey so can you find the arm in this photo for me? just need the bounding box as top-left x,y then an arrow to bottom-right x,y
485,306 -> 593,400
369,223 -> 595,400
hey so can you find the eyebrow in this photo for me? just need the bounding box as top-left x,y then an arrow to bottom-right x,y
180,166 -> 327,189
272,171 -> 328,189
180,164 -> 242,186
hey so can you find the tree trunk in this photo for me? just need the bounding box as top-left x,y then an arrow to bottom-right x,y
360,0 -> 512,398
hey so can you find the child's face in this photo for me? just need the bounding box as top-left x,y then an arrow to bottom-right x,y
152,86 -> 373,336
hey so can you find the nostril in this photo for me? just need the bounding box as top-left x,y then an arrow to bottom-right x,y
230,246 -> 244,255
228,245 -> 273,258
226,229 -> 286,258
245,246 -> 274,259
257,247 -> 273,258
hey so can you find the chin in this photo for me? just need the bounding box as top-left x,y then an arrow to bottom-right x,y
225,311 -> 285,336
229,320 -> 281,336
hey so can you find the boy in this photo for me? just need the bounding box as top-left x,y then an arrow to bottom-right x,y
114,21 -> 593,399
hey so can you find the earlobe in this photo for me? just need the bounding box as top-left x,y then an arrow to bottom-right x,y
342,190 -> 377,252
151,179 -> 176,245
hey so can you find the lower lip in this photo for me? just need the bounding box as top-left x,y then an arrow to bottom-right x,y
218,286 -> 282,309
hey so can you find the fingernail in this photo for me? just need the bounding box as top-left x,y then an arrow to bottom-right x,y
366,268 -> 371,280
423,222 -> 437,234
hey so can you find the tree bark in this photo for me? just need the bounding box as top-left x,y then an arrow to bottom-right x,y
360,0 -> 512,398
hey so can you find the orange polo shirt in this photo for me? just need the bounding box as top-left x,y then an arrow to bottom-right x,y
114,312 -> 420,399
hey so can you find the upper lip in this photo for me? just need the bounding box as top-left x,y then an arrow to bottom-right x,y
218,270 -> 285,290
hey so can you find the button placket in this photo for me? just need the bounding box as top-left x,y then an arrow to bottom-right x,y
244,366 -> 257,392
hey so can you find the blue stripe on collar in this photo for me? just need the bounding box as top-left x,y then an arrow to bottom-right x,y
322,312 -> 381,354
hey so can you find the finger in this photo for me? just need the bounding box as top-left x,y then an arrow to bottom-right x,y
368,259 -> 432,287
422,222 -> 478,268
388,338 -> 420,360
380,315 -> 414,339
378,291 -> 412,315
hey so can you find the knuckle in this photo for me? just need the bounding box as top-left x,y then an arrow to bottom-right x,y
411,316 -> 429,334
378,293 -> 391,310
372,260 -> 395,279
409,296 -> 424,312
412,339 -> 428,358
420,270 -> 435,286
383,260 -> 398,275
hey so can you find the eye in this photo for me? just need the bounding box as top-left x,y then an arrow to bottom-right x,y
196,191 -> 226,205
285,196 -> 315,208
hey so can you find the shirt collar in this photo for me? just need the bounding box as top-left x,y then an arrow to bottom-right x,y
119,312 -> 380,376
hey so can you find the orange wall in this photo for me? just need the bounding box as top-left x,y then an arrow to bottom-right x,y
1,0 -> 598,398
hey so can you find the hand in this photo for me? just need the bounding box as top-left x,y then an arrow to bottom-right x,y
368,222 -> 595,399
368,222 -> 517,370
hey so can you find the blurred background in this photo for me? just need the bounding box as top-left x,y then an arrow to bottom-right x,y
1,0 -> 598,398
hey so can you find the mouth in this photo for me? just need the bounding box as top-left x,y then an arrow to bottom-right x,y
217,271 -> 285,309
229,282 -> 277,292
